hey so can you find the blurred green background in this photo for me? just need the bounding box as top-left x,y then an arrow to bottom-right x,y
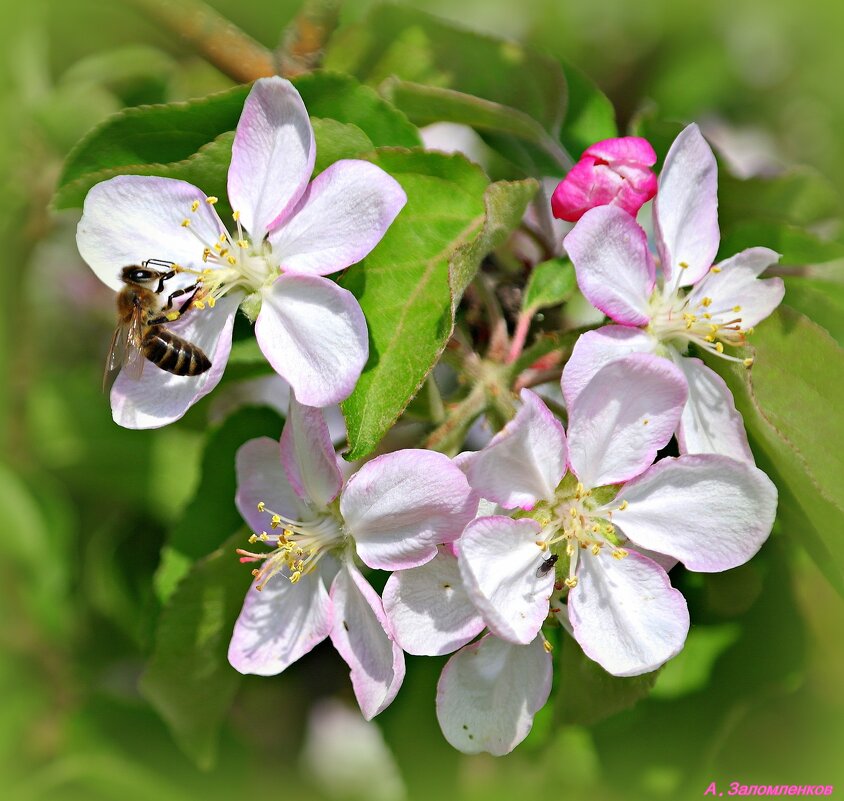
1,0 -> 842,799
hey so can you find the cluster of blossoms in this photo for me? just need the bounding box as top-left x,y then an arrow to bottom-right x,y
77,78 -> 784,755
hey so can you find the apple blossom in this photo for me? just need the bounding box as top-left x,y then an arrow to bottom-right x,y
454,355 -> 777,677
77,76 -> 406,428
228,396 -> 477,719
563,124 -> 785,462
551,136 -> 658,222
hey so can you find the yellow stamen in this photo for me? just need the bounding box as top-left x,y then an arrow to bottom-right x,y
206,196 -> 218,205
191,200 -> 200,212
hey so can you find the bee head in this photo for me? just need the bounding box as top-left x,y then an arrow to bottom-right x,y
121,265 -> 159,287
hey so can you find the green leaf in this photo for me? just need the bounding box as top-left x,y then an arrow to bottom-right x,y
706,307 -> 844,596
558,62 -> 618,156
556,634 -> 660,725
325,4 -> 567,133
340,149 -> 536,460
54,128 -> 236,213
719,220 -> 844,266
167,407 -> 283,562
54,71 -> 419,210
523,258 -> 576,312
311,118 -> 374,174
782,278 -> 844,344
140,531 -> 246,769
54,84 -> 250,209
381,79 -> 570,173
719,168 -> 843,229
294,71 -> 420,148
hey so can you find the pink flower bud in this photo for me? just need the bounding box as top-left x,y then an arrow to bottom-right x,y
551,137 -> 658,222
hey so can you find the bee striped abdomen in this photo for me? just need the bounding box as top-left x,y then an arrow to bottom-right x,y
142,328 -> 211,376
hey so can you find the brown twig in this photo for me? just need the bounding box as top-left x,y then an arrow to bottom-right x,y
126,0 -> 276,82
276,0 -> 343,77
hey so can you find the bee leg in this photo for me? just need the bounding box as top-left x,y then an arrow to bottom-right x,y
163,282 -> 200,312
142,258 -> 176,269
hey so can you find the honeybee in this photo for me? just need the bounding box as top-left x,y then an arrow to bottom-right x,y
536,553 -> 559,578
104,259 -> 211,389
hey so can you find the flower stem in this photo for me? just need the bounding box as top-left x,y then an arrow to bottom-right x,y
126,0 -> 276,82
506,310 -> 533,364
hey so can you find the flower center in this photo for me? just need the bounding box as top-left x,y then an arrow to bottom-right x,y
648,281 -> 754,367
236,500 -> 345,590
527,477 -> 629,589
174,198 -> 280,314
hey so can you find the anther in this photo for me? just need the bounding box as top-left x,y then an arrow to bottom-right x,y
715,342 -> 724,353
206,196 -> 218,205
191,200 -> 200,212
542,638 -> 554,654
701,297 -> 712,307
564,577 -> 578,588
257,501 -> 266,512
181,219 -> 191,228
679,261 -> 689,269
612,548 -> 628,560
711,266 -> 722,273
743,357 -> 754,368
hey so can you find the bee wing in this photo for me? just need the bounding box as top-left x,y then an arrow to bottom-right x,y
122,303 -> 147,381
103,323 -> 127,392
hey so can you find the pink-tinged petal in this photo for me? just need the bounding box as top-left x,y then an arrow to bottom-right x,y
341,450 -> 477,572
568,550 -> 689,677
436,634 -> 552,756
268,160 -> 407,277
566,354 -> 687,488
235,436 -> 307,533
110,292 -> 240,429
552,137 -> 658,223
686,247 -> 784,330
255,273 -> 368,407
551,157 -> 622,223
329,562 -> 405,720
460,389 -> 567,509
228,77 -> 315,240
627,545 -> 679,574
672,355 -> 754,463
383,547 -> 485,657
564,206 -> 655,325
654,124 -> 720,288
562,325 -> 658,409
77,175 -> 228,292
280,395 -> 343,507
457,516 -> 553,645
612,454 -> 777,572
228,560 -> 333,676
585,137 -> 657,165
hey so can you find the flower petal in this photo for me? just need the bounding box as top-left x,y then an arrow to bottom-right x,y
382,547 -> 485,657
329,561 -> 405,720
436,634 -> 552,756
584,137 -> 657,165
568,550 -> 689,677
685,247 -> 784,330
566,354 -> 688,488
654,124 -> 720,288
77,175 -> 228,292
612,454 -> 777,571
341,450 -> 477,571
562,325 -> 658,409
459,389 -> 567,509
110,292 -> 240,429
280,395 -> 343,507
255,273 -> 368,407
457,516 -> 554,645
268,160 -> 407,276
228,77 -> 315,240
672,355 -> 754,463
564,206 -> 656,325
235,436 -> 307,533
228,560 -> 333,676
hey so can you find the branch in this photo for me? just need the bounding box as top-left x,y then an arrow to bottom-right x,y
127,0 -> 276,83
277,0 -> 343,77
